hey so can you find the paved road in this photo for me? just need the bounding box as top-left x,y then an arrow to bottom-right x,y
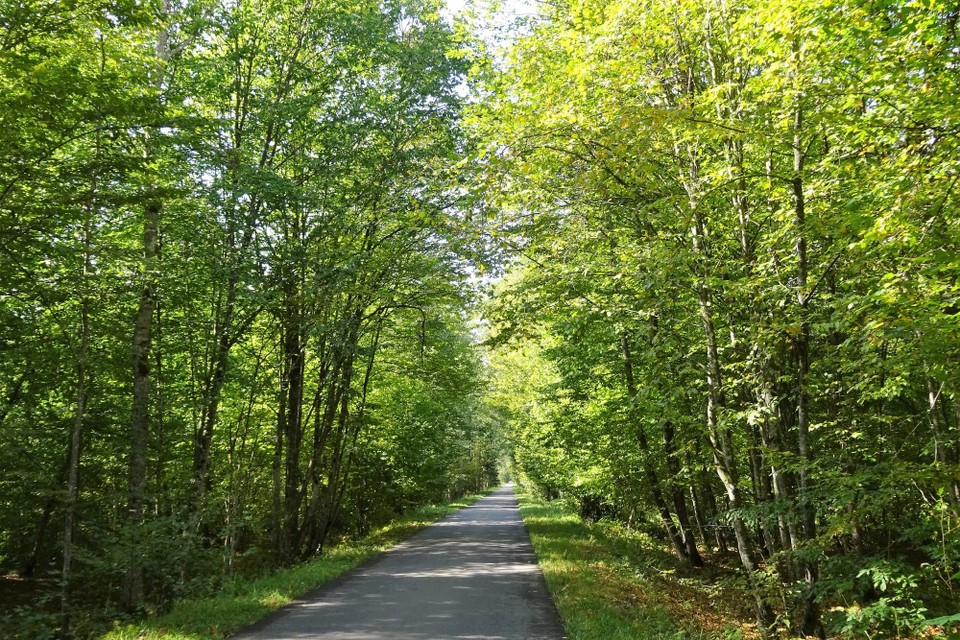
232,483 -> 566,639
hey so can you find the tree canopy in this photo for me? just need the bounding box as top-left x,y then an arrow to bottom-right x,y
476,0 -> 960,636
0,0 -> 501,635
2,0 -> 960,637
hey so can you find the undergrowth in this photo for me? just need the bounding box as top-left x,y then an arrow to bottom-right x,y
97,494 -> 487,640
519,491 -> 957,640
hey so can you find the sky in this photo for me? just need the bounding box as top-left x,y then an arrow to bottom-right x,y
441,0 -> 540,31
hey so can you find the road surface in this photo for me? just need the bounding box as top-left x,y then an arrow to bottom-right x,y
232,483 -> 566,639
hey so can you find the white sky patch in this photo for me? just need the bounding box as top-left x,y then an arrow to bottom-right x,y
441,0 -> 540,34
442,0 -> 468,17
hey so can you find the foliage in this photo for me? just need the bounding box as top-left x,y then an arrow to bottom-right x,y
475,0 -> 960,636
517,489 -> 756,639
0,0 -> 500,636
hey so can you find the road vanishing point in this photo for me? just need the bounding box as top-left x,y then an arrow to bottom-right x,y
231,483 -> 567,639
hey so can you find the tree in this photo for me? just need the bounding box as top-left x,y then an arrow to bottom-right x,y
0,0 -> 496,634
475,0 -> 960,635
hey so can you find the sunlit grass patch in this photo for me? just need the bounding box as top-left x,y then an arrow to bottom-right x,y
518,491 -> 756,640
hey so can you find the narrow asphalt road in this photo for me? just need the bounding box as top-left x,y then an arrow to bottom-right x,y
231,483 -> 566,639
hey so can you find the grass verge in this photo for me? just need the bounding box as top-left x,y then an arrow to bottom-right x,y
517,491 -> 757,640
101,492 -> 491,640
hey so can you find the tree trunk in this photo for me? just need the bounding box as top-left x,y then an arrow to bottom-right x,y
279,308 -> 306,564
20,451 -> 69,578
688,198 -> 775,633
699,282 -> 759,576
193,288 -> 234,505
271,397 -> 284,567
122,0 -> 173,608
663,421 -> 704,567
301,351 -> 345,556
792,92 -> 825,640
688,483 -> 709,548
619,333 -> 690,563
314,314 -> 366,554
318,368 -> 358,551
191,140 -> 262,530
123,198 -> 159,611
59,350 -> 86,636
59,211 -> 92,637
929,379 -> 949,465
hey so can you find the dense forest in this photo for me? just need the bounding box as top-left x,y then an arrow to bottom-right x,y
2,0 -> 960,638
0,0 -> 500,636
479,0 -> 960,637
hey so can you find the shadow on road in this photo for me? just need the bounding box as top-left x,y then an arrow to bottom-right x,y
231,484 -> 566,640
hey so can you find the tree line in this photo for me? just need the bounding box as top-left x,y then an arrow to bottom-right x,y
477,0 -> 960,637
0,0 -> 499,636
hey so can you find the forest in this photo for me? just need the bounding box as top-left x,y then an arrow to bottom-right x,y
1,0 -> 959,638
0,0 -> 501,636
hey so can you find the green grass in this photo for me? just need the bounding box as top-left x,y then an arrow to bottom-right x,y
100,493 -> 490,640
517,492 -> 755,640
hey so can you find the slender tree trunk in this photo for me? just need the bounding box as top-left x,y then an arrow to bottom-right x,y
123,0 -> 173,608
277,312 -> 306,564
224,342 -> 265,573
315,365 -> 355,552
123,198 -> 160,611
619,334 -> 689,563
20,451 -> 71,578
300,351 -> 335,554
60,210 -> 92,637
688,484 -> 709,547
302,308 -> 367,555
323,376 -> 363,551
191,157 -> 262,529
792,90 -> 825,639
748,421 -> 779,558
727,134 -> 783,561
301,349 -> 344,556
59,374 -> 86,633
601,226 -> 693,559
696,271 -> 757,573
929,379 -> 948,465
926,379 -> 960,507
663,421 -> 704,566
272,388 -> 285,566
284,328 -> 306,560
276,226 -> 308,564
767,384 -> 804,558
760,149 -> 798,559
193,287 -> 234,503
20,505 -> 53,579
315,319 -> 362,553
688,197 -> 775,632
